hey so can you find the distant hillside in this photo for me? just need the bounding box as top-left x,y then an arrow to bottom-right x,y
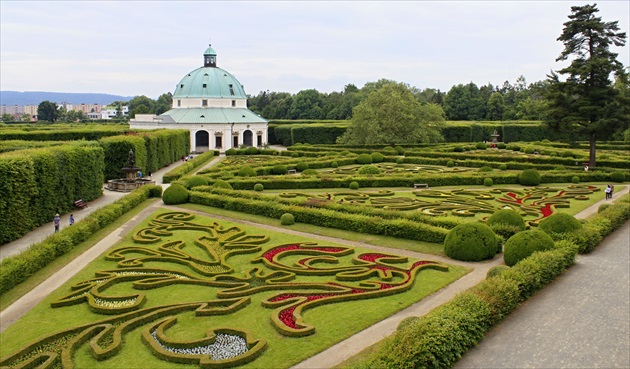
0,91 -> 133,106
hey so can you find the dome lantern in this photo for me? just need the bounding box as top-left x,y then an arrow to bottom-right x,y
203,44 -> 217,67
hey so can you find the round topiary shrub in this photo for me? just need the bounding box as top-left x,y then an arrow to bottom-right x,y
212,179 -> 233,190
497,143 -> 506,149
511,145 -> 520,151
238,166 -> 257,177
611,171 -> 625,183
331,161 -> 339,168
499,164 -> 507,171
443,222 -> 498,262
280,213 -> 295,226
446,160 -> 455,167
397,316 -> 420,331
349,181 -> 360,190
295,162 -> 309,172
301,169 -> 318,176
503,230 -> 555,266
562,151 -> 576,158
253,183 -> 264,191
571,176 -> 580,184
358,165 -> 381,175
483,178 -> 493,186
185,175 -> 209,189
370,152 -> 384,163
383,147 -> 397,156
396,157 -> 404,164
454,146 -> 464,152
225,148 -> 238,155
162,184 -> 189,205
394,146 -> 405,155
245,146 -> 260,155
356,154 -> 372,164
476,142 -> 488,150
478,166 -> 493,172
339,151 -> 351,156
488,209 -> 526,230
272,165 -> 288,175
519,169 -> 541,186
486,265 -> 510,279
524,146 -> 535,154
538,213 -> 582,235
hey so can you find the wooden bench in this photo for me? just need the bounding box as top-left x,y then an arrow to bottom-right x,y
74,199 -> 88,209
287,169 -> 297,174
413,183 -> 429,189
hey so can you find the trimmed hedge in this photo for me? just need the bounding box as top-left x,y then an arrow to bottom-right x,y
503,230 -> 555,267
162,150 -> 216,183
0,185 -> 162,295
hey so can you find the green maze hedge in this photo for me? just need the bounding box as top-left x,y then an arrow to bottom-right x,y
162,150 -> 216,183
0,125 -> 128,141
0,142 -> 105,244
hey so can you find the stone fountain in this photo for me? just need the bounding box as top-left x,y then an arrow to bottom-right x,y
105,149 -> 155,192
489,129 -> 500,148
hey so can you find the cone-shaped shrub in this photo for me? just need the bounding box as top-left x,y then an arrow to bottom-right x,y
444,222 -> 497,261
503,230 -> 554,266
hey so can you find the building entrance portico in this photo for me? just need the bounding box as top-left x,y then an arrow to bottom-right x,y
195,130 -> 209,152
243,130 -> 253,147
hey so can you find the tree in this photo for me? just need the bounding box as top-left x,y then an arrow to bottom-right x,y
288,89 -> 324,119
128,95 -> 154,118
544,4 -> 628,167
337,82 -> 445,145
1,113 -> 15,122
37,100 -> 59,122
154,93 -> 172,115
486,92 -> 505,120
443,82 -> 485,120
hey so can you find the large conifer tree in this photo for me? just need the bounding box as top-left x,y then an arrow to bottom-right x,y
544,4 -> 628,167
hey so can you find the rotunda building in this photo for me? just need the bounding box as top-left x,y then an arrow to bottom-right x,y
130,46 -> 268,152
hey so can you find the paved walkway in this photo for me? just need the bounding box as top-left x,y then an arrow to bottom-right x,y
0,178 -> 627,366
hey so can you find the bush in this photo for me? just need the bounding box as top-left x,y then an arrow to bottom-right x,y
331,161 -> 338,168
444,223 -> 498,261
497,143 -> 506,149
244,146 -> 259,155
499,164 -> 507,171
446,160 -> 455,167
349,181 -> 360,190
511,145 -> 520,151
454,146 -> 464,152
518,169 -> 541,186
238,166 -> 257,177
370,152 -> 384,163
356,153 -> 372,164
539,213 -> 582,235
571,176 -> 580,184
162,184 -> 189,205
184,175 -> 208,189
358,165 -> 382,175
483,178 -> 493,186
487,209 -> 526,230
225,148 -> 237,155
394,145 -> 405,155
280,213 -> 295,225
272,165 -> 288,175
478,166 -> 493,172
476,142 -> 488,150
301,169 -> 318,176
295,162 -> 309,172
253,183 -> 264,192
212,179 -> 233,190
611,172 -> 625,182
396,157 -> 404,164
503,230 -> 555,266
397,316 -> 420,331
486,265 -> 510,279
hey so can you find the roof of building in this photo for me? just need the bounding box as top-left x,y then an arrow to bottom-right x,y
159,108 -> 267,124
172,67 -> 247,99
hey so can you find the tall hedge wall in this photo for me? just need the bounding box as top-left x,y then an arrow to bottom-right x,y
99,135 -> 148,181
0,142 -> 105,244
0,126 -> 128,141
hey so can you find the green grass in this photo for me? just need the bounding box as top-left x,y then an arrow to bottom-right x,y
0,208 -> 468,369
0,198 -> 159,312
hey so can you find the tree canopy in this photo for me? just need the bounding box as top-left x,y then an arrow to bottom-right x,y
37,100 -> 59,122
337,82 -> 445,146
544,3 -> 628,166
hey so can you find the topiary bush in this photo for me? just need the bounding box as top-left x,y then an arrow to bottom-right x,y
225,148 -> 237,155
611,172 -> 625,183
394,146 -> 405,155
443,222 -> 498,262
238,166 -> 257,177
486,265 -> 510,279
478,166 -> 493,172
301,169 -> 318,176
253,183 -> 264,192
518,169 -> 541,186
454,146 -> 464,152
499,164 -> 507,170
503,230 -> 555,266
280,213 -> 295,225
212,179 -> 233,190
483,178 -> 493,186
331,161 -> 339,168
244,146 -> 259,155
295,162 -> 309,172
497,143 -> 506,149
272,165 -> 288,175
476,142 -> 488,150
184,175 -> 208,189
487,209 -> 526,239
356,154 -> 372,164
538,213 -> 582,235
447,160 -> 455,167
358,165 -> 382,175
396,157 -> 404,164
370,152 -> 384,163
162,184 -> 189,205
349,181 -> 360,190
571,176 -> 580,184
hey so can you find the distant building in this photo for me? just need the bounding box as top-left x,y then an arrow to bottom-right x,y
130,45 -> 268,152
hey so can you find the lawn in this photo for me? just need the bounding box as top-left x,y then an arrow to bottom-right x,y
0,208 -> 468,369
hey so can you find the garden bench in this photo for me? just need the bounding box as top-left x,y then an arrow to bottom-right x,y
287,169 -> 297,174
413,183 -> 429,189
74,199 -> 88,209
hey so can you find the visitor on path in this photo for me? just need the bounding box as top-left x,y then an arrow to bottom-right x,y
605,185 -> 611,199
609,183 -> 614,197
584,165 -> 589,171
69,214 -> 75,226
53,214 -> 60,233
138,171 -> 143,178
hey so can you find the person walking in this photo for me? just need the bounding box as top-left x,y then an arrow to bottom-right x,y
69,214 -> 75,226
609,183 -> 615,198
53,214 -> 61,233
605,185 -> 611,199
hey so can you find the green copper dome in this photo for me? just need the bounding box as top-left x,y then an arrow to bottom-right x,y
172,67 -> 247,99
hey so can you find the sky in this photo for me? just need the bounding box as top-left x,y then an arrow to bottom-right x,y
1,1 -> 629,99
